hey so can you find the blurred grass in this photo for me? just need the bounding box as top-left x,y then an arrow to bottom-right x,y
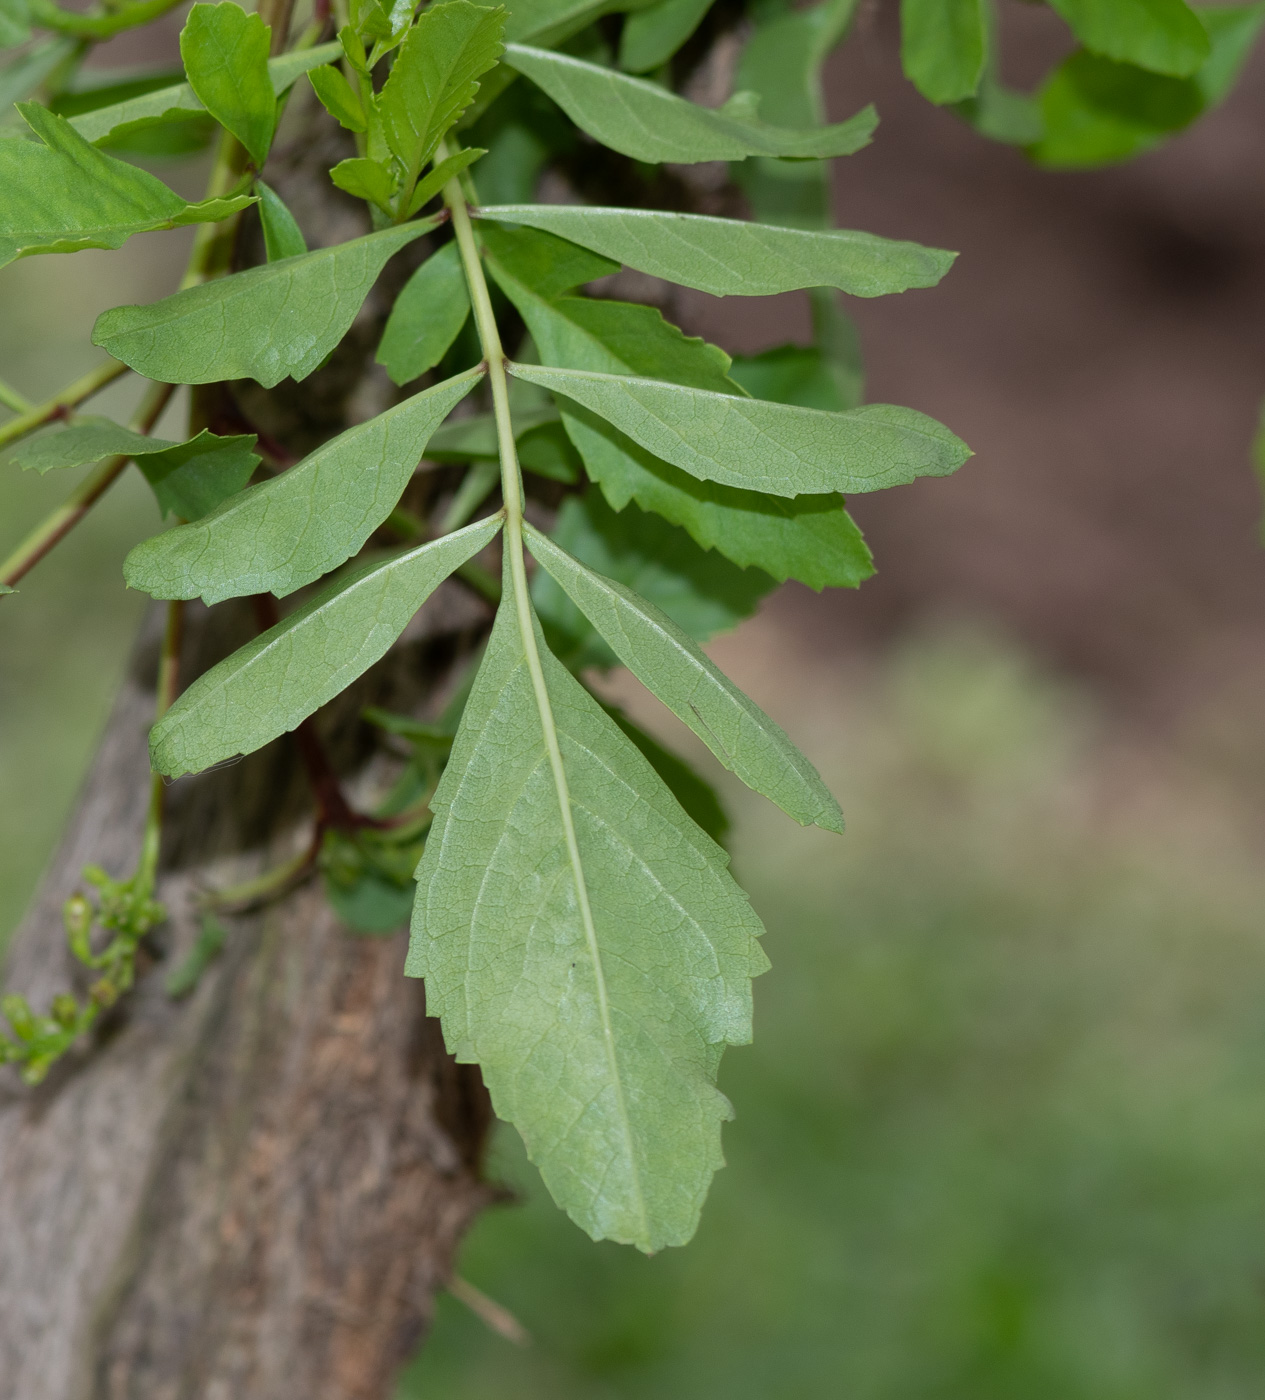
401,632 -> 1265,1400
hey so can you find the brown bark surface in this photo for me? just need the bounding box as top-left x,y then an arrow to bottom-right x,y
0,593 -> 496,1400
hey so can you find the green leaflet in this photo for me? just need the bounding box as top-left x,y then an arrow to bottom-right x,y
900,0 -> 986,104
179,2 -> 276,166
502,42 -> 877,162
377,0 -> 505,186
13,418 -> 258,520
407,580 -> 768,1251
308,63 -> 367,132
0,103 -> 255,269
1047,0 -> 1209,76
510,362 -> 970,497
604,705 -> 729,846
475,204 -> 953,299
93,219 -> 437,388
618,0 -> 712,71
124,367 -> 483,604
377,241 -> 471,385
532,487 -> 773,669
150,514 -> 503,779
68,41 -> 341,145
526,522 -> 843,830
255,180 -> 307,261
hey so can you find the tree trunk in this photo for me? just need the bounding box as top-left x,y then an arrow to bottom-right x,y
0,587 -> 497,1400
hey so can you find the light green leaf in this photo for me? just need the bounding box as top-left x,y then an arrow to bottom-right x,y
475,204 -> 954,298
526,520 -> 843,830
330,156 -> 397,211
502,42 -> 877,162
93,219 -> 436,388
378,0 -> 505,184
618,0 -> 712,71
563,408 -> 873,588
900,0 -> 986,104
505,0 -> 656,44
532,487 -> 772,669
603,704 -> 729,845
376,241 -> 471,385
66,40 -> 340,145
510,362 -> 970,497
124,367 -> 483,604
13,418 -> 188,474
1047,0 -> 1209,76
1196,3 -> 1265,103
408,582 -> 768,1250
0,103 -> 254,269
404,145 -> 486,216
307,63 -> 367,132
954,72 -> 1044,145
255,179 -> 307,260
150,514 -> 503,779
179,2 -> 276,166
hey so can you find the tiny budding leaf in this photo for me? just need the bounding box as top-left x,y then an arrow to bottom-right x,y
408,581 -> 769,1251
510,362 -> 971,496
124,367 -> 483,604
0,103 -> 255,269
93,220 -> 438,388
525,522 -> 844,831
474,205 -> 955,298
376,241 -> 471,385
150,515 -> 504,779
179,2 -> 277,167
502,42 -> 877,162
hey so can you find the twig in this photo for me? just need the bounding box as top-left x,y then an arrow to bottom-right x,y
0,377 -> 33,415
0,358 -> 130,453
447,1275 -> 532,1347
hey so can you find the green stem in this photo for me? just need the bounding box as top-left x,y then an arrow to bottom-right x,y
0,377 -> 33,415
27,0 -> 184,39
441,142 -> 644,1233
0,358 -> 129,453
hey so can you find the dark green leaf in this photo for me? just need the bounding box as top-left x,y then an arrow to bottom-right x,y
150,513 -> 503,777
93,220 -> 437,388
322,828 -> 423,934
255,179 -> 307,261
475,204 -> 954,298
532,486 -> 772,668
527,520 -> 843,830
900,0 -> 986,104
0,102 -> 254,269
603,703 -> 729,844
307,63 -> 367,132
503,42 -> 877,162
1047,0 -> 1209,76
179,1 -> 276,166
377,241 -> 471,385
125,367 -> 483,604
618,0 -> 712,71
517,418 -> 581,480
408,581 -> 767,1250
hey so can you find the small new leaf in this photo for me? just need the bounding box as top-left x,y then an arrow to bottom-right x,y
124,368 -> 483,603
307,63 -> 367,132
150,515 -> 503,778
526,523 -> 844,831
408,585 -> 768,1251
180,2 -> 276,167
475,204 -> 955,298
330,157 -> 398,212
377,241 -> 472,385
510,362 -> 971,496
503,43 -> 877,162
93,220 -> 437,388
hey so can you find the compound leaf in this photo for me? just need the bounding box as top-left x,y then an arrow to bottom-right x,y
407,582 -> 768,1251
378,0 -> 505,182
503,42 -> 876,162
255,179 -> 307,260
377,240 -> 471,384
150,514 -> 503,778
1047,0 -> 1209,76
526,522 -> 843,831
93,219 -> 437,388
0,103 -> 254,269
532,487 -> 773,668
475,204 -> 954,298
124,367 -> 483,603
511,362 -> 970,496
900,0 -> 986,104
179,1 -> 276,166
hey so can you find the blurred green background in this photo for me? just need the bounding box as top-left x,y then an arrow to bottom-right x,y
6,196 -> 1265,1400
